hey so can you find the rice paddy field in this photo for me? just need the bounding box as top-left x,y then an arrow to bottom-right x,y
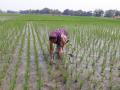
0,14 -> 120,90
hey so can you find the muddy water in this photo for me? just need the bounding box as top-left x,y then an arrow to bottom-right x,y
31,24 -> 51,90
29,23 -> 37,90
15,25 -> 28,90
33,29 -> 49,80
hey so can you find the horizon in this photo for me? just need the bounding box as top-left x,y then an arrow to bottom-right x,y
1,7 -> 120,12
0,0 -> 120,11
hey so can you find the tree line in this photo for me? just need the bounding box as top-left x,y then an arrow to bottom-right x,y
0,8 -> 120,17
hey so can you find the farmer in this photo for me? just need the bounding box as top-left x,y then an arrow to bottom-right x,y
49,28 -> 69,64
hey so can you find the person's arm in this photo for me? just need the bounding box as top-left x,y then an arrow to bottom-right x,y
57,36 -> 67,60
49,41 -> 54,60
60,34 -> 68,49
58,40 -> 67,60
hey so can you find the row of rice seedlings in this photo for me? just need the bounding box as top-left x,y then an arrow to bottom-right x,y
86,40 -> 95,72
41,29 -> 49,57
11,27 -> 24,51
35,26 -> 53,76
108,40 -> 120,89
23,23 -> 30,90
0,21 -> 22,52
78,47 -> 91,88
0,25 -> 25,90
64,26 -> 87,89
88,26 -> 119,89
9,27 -> 26,90
0,24 -> 24,86
43,27 -> 49,75
0,27 -> 15,66
44,29 -> 57,71
0,21 -> 25,64
31,23 -> 42,90
33,24 -> 52,79
33,24 -> 58,90
66,37 -> 77,89
103,43 -> 115,90
92,42 -> 108,90
0,28 -> 13,85
33,24 -> 47,87
0,29 -> 23,87
81,29 -> 107,89
34,25 -> 48,61
90,40 -> 104,89
68,26 -> 89,89
34,25 -> 46,60
3,27 -> 21,64
95,27 -> 119,89
0,25 -> 13,62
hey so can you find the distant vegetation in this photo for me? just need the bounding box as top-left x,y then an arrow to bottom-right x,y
0,8 -> 120,17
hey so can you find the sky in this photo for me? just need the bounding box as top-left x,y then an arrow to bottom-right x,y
0,0 -> 120,11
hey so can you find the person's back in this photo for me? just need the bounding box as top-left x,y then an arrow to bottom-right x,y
49,28 -> 68,43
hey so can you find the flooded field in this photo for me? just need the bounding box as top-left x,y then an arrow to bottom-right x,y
0,15 -> 120,90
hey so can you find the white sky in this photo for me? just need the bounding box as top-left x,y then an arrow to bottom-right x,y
0,0 -> 120,11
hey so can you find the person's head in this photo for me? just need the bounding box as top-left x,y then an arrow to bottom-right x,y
49,36 -> 57,43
